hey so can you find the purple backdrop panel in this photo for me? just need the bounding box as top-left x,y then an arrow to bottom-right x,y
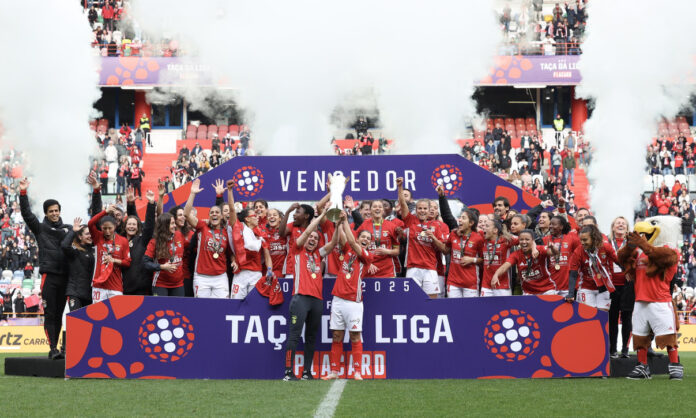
99,56 -> 581,86
480,55 -> 581,85
66,279 -> 609,379
161,154 -> 540,215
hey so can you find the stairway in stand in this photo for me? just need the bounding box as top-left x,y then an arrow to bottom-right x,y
570,166 -> 590,210
133,151 -> 176,217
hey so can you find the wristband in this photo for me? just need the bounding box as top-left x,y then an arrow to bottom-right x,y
20,190 -> 27,196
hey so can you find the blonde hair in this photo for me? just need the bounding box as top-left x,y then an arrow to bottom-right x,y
608,216 -> 629,240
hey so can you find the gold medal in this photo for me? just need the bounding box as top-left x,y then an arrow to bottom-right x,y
345,273 -> 351,279
555,264 -> 561,271
213,253 -> 219,259
128,241 -> 133,248
311,273 -> 317,279
420,231 -> 426,237
339,255 -> 344,261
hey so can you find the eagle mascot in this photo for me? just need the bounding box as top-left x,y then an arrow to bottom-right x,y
617,215 -> 683,380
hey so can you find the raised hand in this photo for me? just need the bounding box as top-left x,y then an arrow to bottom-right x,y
126,186 -> 135,202
191,178 -> 203,194
436,184 -> 445,197
288,202 -> 300,212
87,172 -> 99,188
158,181 -> 166,197
146,189 -> 155,203
212,179 -> 225,195
226,179 -> 235,190
19,177 -> 30,191
396,177 -> 404,188
344,195 -> 354,210
73,217 -> 83,232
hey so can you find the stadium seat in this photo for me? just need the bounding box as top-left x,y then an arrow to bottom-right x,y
663,174 -> 675,188
218,126 -> 228,137
229,125 -> 240,136
643,175 -> 654,192
196,126 -> 208,140
689,175 -> 696,192
208,125 -> 218,134
652,174 -> 664,188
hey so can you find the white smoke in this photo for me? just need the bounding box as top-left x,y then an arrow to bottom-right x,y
0,3 -> 101,220
577,0 -> 696,230
130,0 -> 500,155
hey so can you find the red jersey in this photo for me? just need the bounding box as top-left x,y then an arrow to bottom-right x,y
238,224 -> 264,272
403,213 -> 445,270
609,237 -> 627,286
181,229 -> 194,279
506,246 -> 555,294
332,243 -> 372,302
283,223 -> 305,277
320,220 -> 342,276
146,231 -> 185,288
88,211 -> 131,292
542,233 -> 580,291
634,246 -> 678,302
481,236 -> 518,290
194,220 -> 228,276
292,247 -> 328,299
355,219 -> 400,277
568,242 -> 618,291
265,226 -> 287,277
447,230 -> 484,289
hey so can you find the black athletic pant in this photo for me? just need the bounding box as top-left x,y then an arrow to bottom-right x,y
609,284 -> 633,353
183,277 -> 194,297
152,286 -> 185,296
285,294 -> 322,375
67,296 -> 91,312
41,274 -> 67,350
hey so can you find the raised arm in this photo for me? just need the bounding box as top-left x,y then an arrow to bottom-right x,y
321,212 -> 345,254
342,216 -> 361,255
156,181 -> 166,216
142,191 -> 156,244
183,178 -> 202,228
397,177 -> 408,219
213,178 -> 225,208
225,179 -> 237,226
126,186 -> 138,218
436,185 -> 458,231
279,203 -> 300,237
18,178 -> 40,236
87,172 -> 103,216
296,210 -> 326,249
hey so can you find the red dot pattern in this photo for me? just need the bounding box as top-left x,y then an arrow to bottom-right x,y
430,164 -> 463,196
138,310 -> 195,363
232,166 -> 265,198
483,309 -> 541,362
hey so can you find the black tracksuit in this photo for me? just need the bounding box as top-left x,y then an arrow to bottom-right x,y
122,203 -> 155,295
20,191 -> 70,350
61,231 -> 95,311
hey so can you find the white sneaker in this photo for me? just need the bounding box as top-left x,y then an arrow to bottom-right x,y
321,372 -> 339,380
353,372 -> 363,381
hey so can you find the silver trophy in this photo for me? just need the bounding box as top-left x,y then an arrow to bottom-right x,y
326,172 -> 346,222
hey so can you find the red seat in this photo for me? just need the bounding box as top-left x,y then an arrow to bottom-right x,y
208,125 -> 218,134
218,126 -> 228,137
229,124 -> 240,136
196,126 -> 208,140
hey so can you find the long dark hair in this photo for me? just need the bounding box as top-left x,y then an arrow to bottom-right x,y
72,226 -> 89,251
579,224 -> 603,251
169,205 -> 191,235
154,213 -> 174,260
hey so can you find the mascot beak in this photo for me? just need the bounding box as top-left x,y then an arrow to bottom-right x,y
634,221 -> 660,244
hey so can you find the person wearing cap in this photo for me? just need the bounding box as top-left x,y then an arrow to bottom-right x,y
18,177 -> 71,360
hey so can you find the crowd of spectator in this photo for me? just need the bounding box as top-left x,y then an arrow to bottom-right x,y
93,121 -> 147,196
84,1 -> 180,57
498,0 -> 587,56
460,123 -> 589,217
0,149 -> 42,322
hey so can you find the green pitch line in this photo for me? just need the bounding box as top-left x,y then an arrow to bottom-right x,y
2,353 -> 694,417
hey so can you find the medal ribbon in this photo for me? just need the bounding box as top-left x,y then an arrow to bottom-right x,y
372,221 -> 384,247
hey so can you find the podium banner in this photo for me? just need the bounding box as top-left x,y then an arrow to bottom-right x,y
66,279 -> 608,379
160,154 -> 541,217
0,326 -> 51,353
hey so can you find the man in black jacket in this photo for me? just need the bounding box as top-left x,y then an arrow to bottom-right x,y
19,178 -> 70,359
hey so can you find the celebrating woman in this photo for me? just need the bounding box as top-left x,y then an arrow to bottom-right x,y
144,213 -> 185,296
184,178 -> 230,298
432,209 -> 483,298
88,205 -> 132,302
121,189 -> 156,295
61,217 -> 95,311
355,200 -> 400,277
492,229 -> 558,295
542,215 -> 579,297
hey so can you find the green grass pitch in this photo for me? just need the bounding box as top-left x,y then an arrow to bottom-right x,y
2,353 -> 695,417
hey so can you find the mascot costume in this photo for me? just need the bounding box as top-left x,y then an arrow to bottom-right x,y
617,215 -> 683,380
